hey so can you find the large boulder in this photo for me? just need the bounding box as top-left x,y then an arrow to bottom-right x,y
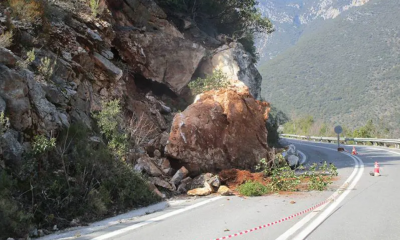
165,82 -> 271,174
198,42 -> 262,99
115,31 -> 205,93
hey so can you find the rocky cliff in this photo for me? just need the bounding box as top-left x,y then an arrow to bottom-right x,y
0,0 -> 269,237
0,0 -> 264,166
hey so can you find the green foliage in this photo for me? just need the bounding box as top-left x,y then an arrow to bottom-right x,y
188,70 -> 230,96
237,181 -> 270,196
269,163 -> 301,192
17,49 -> 36,69
352,120 -> 376,138
2,123 -> 159,237
256,156 -> 338,192
38,56 -> 55,81
0,171 -> 33,239
307,162 -> 338,191
0,111 -> 9,134
0,31 -> 13,48
260,0 -> 400,136
93,99 -> 128,160
90,0 -> 100,17
32,135 -> 56,155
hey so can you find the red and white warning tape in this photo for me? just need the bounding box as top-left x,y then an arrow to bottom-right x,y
212,199 -> 332,240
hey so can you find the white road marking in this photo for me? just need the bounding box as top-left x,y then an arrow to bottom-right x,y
91,196 -> 224,240
276,143 -> 364,240
292,153 -> 364,240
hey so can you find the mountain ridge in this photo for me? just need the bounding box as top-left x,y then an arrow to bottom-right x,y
259,0 -> 400,136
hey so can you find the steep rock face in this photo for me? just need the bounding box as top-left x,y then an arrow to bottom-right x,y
115,31 -> 205,93
198,42 -> 262,99
112,0 -> 206,94
165,81 -> 271,174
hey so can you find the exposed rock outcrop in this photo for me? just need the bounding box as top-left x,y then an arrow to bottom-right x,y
198,42 -> 262,98
166,82 -> 271,174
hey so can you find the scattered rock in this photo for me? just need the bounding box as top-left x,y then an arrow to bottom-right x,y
93,52 -> 123,81
191,173 -> 213,189
150,177 -> 175,191
187,187 -> 212,196
170,166 -> 189,186
148,183 -> 166,199
217,185 -> 232,196
177,177 -> 192,193
287,155 -> 299,167
134,155 -> 163,177
154,149 -> 162,158
0,47 -> 18,67
207,175 -> 221,192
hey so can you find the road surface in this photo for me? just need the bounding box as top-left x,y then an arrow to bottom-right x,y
41,140 -> 400,240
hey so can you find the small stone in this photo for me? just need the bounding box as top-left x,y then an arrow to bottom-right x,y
154,149 -> 162,158
170,166 -> 189,186
187,187 -> 212,196
217,185 -> 232,196
290,201 -> 296,204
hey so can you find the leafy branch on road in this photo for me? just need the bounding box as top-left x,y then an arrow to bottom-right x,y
237,155 -> 338,196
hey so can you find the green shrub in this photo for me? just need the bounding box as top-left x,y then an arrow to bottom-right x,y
0,31 -> 13,48
89,0 -> 101,17
0,111 -> 9,134
38,56 -> 55,81
2,123 -> 159,238
0,171 -> 33,239
32,135 -> 56,155
188,70 -> 230,96
93,99 -> 128,160
237,181 -> 270,196
17,49 -> 36,69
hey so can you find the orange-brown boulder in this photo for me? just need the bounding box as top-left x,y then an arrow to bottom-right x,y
165,82 -> 271,174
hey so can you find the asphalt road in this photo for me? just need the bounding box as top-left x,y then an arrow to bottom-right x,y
42,140 -> 400,240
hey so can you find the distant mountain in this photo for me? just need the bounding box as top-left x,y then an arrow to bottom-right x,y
256,0 -> 370,62
259,0 -> 400,134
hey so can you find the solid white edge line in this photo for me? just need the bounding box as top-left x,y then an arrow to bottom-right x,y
276,143 -> 363,240
292,153 -> 364,240
91,196 -> 224,240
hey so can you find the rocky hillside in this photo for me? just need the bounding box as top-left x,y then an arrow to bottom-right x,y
256,0 -> 370,62
0,0 -> 272,238
259,0 -> 400,135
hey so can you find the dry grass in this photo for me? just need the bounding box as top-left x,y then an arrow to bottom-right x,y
0,31 -> 13,48
128,112 -> 157,147
8,0 -> 44,22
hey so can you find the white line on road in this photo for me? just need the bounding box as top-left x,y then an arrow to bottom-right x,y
91,196 -> 224,240
292,153 -> 364,240
276,143 -> 364,240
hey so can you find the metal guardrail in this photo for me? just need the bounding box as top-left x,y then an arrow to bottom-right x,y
281,134 -> 400,149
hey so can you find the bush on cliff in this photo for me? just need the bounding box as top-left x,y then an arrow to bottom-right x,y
0,123 -> 159,239
188,69 -> 230,96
